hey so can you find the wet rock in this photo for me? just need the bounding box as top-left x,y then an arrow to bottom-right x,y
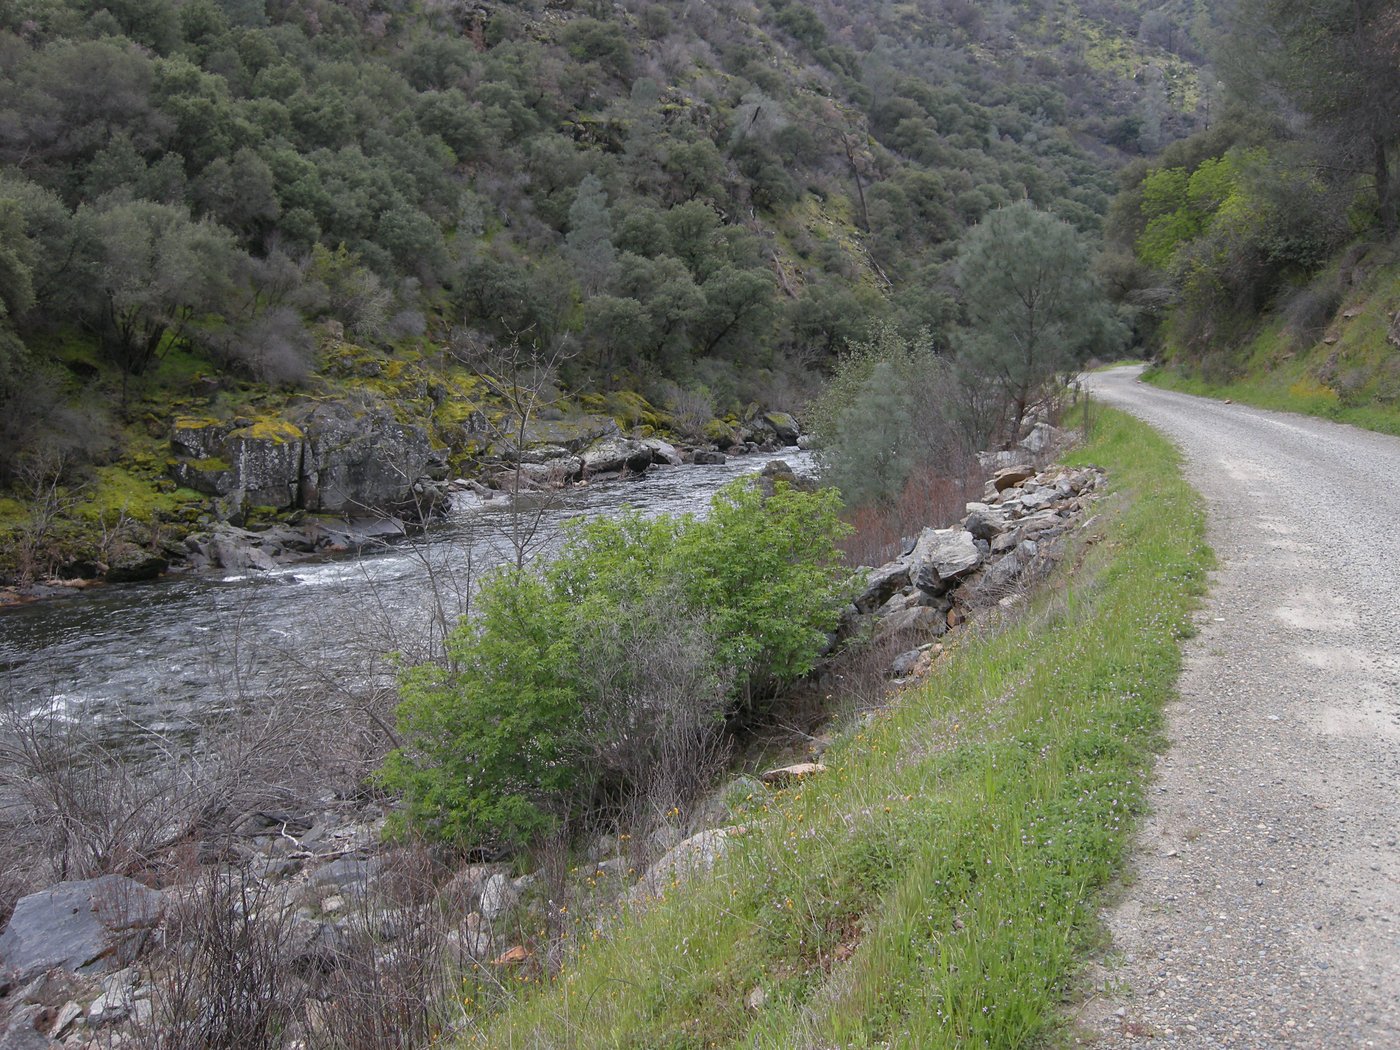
104,554 -> 168,583
692,450 -> 727,465
0,878 -> 164,983
581,437 -> 654,475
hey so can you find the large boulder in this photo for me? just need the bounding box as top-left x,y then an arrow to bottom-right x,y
854,561 -> 911,613
762,411 -> 800,445
169,401 -> 439,519
292,401 -> 436,516
0,877 -> 164,983
908,528 -> 982,594
581,437 -> 654,475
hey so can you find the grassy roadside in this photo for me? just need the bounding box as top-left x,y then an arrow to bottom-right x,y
1143,366 -> 1400,437
456,407 -> 1212,1049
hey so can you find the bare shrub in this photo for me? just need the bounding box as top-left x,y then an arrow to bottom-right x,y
657,378 -> 716,439
303,846 -> 470,1050
572,596 -> 734,832
837,459 -> 982,568
136,868 -> 303,1050
1281,274 -> 1344,348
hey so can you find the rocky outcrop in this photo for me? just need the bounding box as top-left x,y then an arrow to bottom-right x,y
580,437 -> 655,476
169,401 -> 447,523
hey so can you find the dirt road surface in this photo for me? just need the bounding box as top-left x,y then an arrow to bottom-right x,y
1075,367 -> 1400,1048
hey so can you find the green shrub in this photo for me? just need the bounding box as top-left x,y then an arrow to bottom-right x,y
377,479 -> 851,851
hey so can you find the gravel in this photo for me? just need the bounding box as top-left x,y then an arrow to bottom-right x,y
1073,367 -> 1400,1048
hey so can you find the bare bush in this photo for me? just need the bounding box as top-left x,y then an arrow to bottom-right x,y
136,869 -> 303,1050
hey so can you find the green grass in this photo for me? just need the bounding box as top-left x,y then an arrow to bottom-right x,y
451,408 -> 1212,1049
1144,365 -> 1400,437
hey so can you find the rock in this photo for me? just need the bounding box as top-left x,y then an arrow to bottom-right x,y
992,465 -> 1035,491
875,605 -> 947,640
478,874 -> 518,922
492,945 -> 531,966
308,856 -> 381,892
641,437 -> 683,466
46,1002 -> 81,1040
1018,422 -> 1061,455
1014,486 -> 1059,512
632,827 -> 747,899
762,412 -> 800,444
517,444 -> 572,464
753,459 -> 816,496
104,553 -> 168,583
0,1004 -> 59,1050
977,550 -> 1025,594
691,450 -> 727,465
962,508 -> 1007,542
170,400 -> 442,521
890,649 -> 924,676
796,434 -> 815,451
581,437 -> 654,475
293,401 -> 438,518
515,415 -> 620,454
854,562 -> 910,613
0,877 -> 164,984
908,528 -> 982,593
758,762 -> 826,786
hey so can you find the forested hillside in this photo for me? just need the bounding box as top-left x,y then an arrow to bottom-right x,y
1104,0 -> 1400,424
0,0 -> 1208,580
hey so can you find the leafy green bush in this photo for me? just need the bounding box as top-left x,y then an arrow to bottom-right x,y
377,479 -> 851,851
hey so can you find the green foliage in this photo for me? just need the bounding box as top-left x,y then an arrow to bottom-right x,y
378,479 -> 851,850
954,201 -> 1125,432
805,323 -> 966,508
462,409 -> 1213,1048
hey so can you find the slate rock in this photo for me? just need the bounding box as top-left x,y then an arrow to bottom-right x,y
0,877 -> 164,984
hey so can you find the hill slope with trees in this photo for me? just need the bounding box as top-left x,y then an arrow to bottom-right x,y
1103,0 -> 1400,426
0,0 -> 1208,581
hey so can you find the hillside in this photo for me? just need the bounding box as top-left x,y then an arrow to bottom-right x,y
0,0 -> 1209,583
1100,0 -> 1399,427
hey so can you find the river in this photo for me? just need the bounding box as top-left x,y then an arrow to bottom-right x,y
0,451 -> 814,741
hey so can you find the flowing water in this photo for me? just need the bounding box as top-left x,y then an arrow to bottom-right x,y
0,452 -> 814,741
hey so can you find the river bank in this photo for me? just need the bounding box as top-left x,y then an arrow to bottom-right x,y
0,425 -> 1134,1049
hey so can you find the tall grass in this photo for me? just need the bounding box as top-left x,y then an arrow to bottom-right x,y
455,407 -> 1211,1049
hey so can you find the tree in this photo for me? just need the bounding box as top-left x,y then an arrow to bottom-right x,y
564,173 -> 616,296
77,200 -> 243,396
1224,0 -> 1400,235
953,201 -> 1124,437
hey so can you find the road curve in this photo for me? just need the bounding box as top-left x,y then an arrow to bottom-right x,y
1076,366 -> 1400,1048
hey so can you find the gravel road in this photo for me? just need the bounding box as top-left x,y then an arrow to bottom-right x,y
1075,366 -> 1400,1048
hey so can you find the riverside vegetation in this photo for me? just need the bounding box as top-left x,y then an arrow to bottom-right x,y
0,0 -> 1210,584
0,406 -> 1210,1048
